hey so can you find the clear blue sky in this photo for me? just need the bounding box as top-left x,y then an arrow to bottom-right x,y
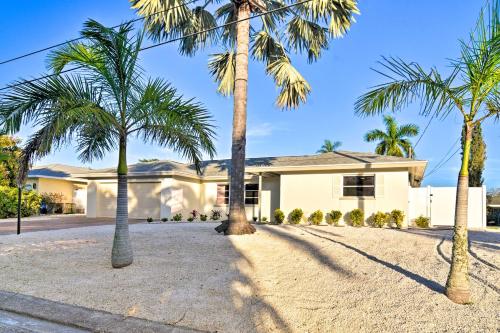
0,1 -> 498,187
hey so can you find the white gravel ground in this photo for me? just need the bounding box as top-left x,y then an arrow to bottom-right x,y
0,223 -> 498,332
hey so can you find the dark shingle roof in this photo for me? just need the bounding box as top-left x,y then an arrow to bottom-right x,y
28,164 -> 92,178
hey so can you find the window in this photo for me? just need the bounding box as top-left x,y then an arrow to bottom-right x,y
343,175 -> 375,197
245,184 -> 259,205
216,184 -> 229,205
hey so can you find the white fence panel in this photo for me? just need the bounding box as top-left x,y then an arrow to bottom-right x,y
408,186 -> 486,229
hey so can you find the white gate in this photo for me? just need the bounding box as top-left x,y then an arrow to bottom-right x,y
408,186 -> 486,229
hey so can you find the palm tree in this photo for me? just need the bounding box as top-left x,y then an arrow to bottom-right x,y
0,20 -> 216,268
131,0 -> 359,234
355,1 -> 499,304
364,115 -> 418,158
317,139 -> 342,153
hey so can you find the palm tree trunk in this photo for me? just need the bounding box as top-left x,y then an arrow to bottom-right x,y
226,1 -> 255,235
445,121 -> 472,303
111,136 -> 133,268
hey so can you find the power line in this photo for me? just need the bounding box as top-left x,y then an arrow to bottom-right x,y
0,0 -> 314,92
422,138 -> 461,179
414,113 -> 435,149
0,0 -> 202,66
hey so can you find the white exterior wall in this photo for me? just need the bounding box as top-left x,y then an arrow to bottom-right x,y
408,186 -> 487,229
279,170 -> 410,225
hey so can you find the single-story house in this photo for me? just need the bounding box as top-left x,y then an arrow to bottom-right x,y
28,151 -> 428,225
26,164 -> 90,213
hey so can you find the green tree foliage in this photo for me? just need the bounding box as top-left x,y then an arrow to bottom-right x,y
0,136 -> 21,187
364,115 -> 419,158
317,139 -> 342,153
461,123 -> 486,186
0,186 -> 41,218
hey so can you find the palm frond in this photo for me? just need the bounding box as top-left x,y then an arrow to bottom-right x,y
266,56 -> 311,109
286,16 -> 328,63
131,0 -> 191,42
208,51 -> 236,96
215,3 -> 237,47
251,30 -> 286,63
364,129 -> 387,142
355,57 -> 462,118
177,7 -> 218,56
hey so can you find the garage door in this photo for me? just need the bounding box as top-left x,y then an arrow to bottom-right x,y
97,182 -> 161,219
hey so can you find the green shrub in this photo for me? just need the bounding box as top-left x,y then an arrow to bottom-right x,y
0,186 -> 42,218
262,216 -> 268,222
372,211 -> 388,228
274,209 -> 285,224
326,210 -> 342,226
349,209 -> 364,227
200,214 -> 208,221
161,217 -> 168,222
172,213 -> 182,221
146,217 -> 153,223
309,210 -> 323,225
415,215 -> 430,228
289,208 -> 304,224
187,217 -> 194,222
210,209 -> 222,220
390,209 -> 405,229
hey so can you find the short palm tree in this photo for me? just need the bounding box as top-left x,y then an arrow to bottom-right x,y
131,0 -> 359,234
0,20 -> 216,268
355,1 -> 499,303
364,115 -> 418,158
317,139 -> 342,153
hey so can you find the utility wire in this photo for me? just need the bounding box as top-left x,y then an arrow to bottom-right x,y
0,0 -> 202,66
413,113 -> 436,149
422,138 -> 461,179
0,0 -> 314,92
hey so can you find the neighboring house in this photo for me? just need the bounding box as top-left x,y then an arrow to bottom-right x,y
63,151 -> 427,225
27,164 -> 90,213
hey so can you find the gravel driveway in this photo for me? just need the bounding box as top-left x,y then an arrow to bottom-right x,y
0,223 -> 497,332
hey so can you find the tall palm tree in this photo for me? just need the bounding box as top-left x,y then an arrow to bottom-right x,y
131,0 -> 359,234
317,139 -> 342,153
0,20 -> 216,268
364,115 -> 418,158
355,1 -> 499,304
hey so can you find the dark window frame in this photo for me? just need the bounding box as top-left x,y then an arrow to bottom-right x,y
216,183 -> 260,205
343,175 -> 375,197
216,184 -> 229,205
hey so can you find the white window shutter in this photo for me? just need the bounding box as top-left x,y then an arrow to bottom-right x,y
332,175 -> 342,198
376,174 -> 385,198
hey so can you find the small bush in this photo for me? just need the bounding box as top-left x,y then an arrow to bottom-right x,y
309,210 -> 324,225
349,209 -> 364,227
211,209 -> 222,220
146,217 -> 153,223
200,214 -> 208,221
289,208 -> 304,224
172,213 -> 182,221
262,216 -> 268,222
274,209 -> 285,224
0,186 -> 42,218
161,217 -> 168,222
187,217 -> 194,222
326,210 -> 342,226
372,211 -> 389,228
390,209 -> 405,229
190,209 -> 199,220
415,215 -> 430,228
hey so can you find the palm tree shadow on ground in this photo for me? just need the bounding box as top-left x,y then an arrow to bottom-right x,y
299,226 -> 445,293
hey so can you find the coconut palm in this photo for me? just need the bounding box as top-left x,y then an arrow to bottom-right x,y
0,20 -> 216,268
317,139 -> 342,153
131,0 -> 359,234
364,115 -> 418,158
355,1 -> 499,303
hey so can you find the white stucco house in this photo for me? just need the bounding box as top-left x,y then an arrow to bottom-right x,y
27,151 -> 428,224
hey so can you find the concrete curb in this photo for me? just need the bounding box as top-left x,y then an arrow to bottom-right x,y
0,290 -> 205,333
